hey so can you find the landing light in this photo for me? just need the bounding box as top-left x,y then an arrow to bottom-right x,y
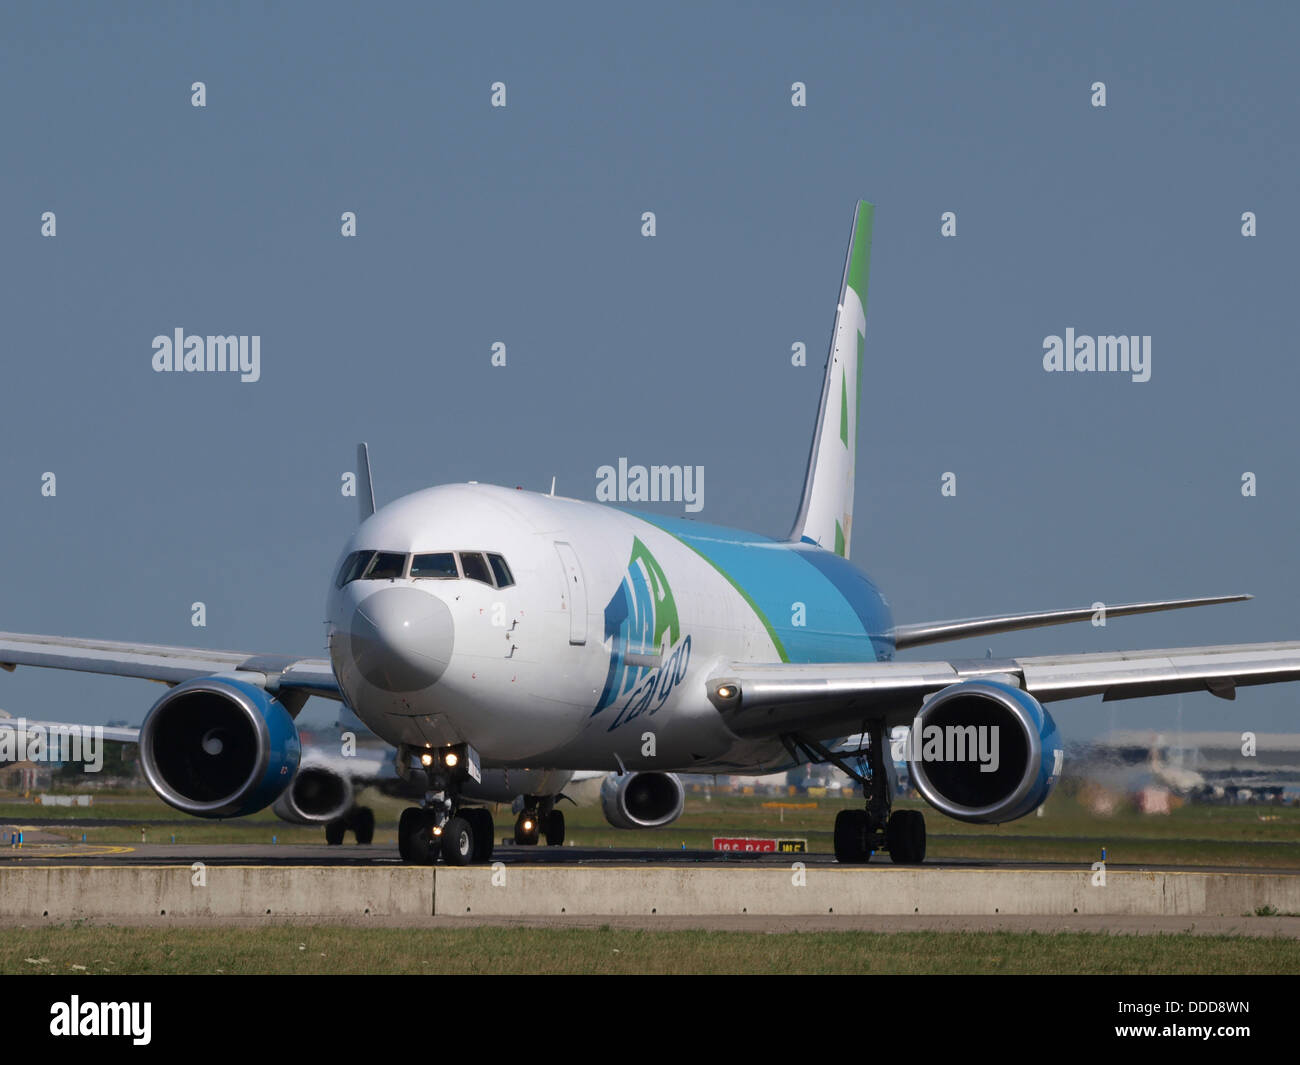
420,752 -> 434,767
432,826 -> 443,836
444,751 -> 459,768
523,819 -> 534,831
717,685 -> 737,699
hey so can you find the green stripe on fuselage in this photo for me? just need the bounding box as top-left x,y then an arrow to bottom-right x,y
650,525 -> 790,662
633,512 -> 887,664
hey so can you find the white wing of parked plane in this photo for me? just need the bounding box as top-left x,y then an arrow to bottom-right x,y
0,631 -> 340,709
707,640 -> 1300,738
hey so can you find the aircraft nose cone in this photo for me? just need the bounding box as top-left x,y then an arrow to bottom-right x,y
349,587 -> 454,692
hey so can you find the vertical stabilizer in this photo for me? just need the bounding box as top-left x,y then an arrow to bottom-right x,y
788,200 -> 873,559
357,442 -> 376,521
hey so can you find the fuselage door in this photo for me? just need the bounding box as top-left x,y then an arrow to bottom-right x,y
554,541 -> 588,645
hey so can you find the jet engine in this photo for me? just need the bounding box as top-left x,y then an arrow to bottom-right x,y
271,762 -> 353,825
907,679 -> 1062,824
139,677 -> 301,818
599,771 -> 685,829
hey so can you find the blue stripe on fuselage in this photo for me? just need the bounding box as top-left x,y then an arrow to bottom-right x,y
633,512 -> 895,663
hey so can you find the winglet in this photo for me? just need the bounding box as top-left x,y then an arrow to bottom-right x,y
357,442 -> 376,521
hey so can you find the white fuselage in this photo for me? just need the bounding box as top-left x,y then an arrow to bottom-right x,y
325,484 -> 868,776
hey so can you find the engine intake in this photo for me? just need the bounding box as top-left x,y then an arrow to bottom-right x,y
600,771 -> 685,829
272,763 -> 353,825
908,679 -> 1061,824
139,677 -> 301,818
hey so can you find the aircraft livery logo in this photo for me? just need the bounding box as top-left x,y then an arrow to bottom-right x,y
593,537 -> 691,731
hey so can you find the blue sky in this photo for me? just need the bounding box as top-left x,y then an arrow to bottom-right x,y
1,2 -> 1298,741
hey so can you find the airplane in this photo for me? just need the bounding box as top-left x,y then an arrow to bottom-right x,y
1074,728 -> 1300,802
5,199 -> 1300,866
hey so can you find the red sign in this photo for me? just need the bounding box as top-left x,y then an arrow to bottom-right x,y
713,837 -> 777,852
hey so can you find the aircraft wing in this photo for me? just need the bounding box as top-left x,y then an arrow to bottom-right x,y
707,640 -> 1300,739
0,718 -> 141,744
0,631 -> 340,705
891,594 -> 1249,649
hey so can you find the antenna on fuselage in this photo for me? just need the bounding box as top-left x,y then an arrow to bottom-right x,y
357,442 -> 376,521
549,476 -> 556,496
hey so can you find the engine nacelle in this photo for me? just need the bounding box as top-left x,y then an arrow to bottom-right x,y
907,679 -> 1062,824
271,762 -> 353,825
600,771 -> 685,829
139,677 -> 301,818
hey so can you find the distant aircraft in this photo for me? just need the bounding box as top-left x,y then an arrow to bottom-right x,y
1078,729 -> 1300,802
6,201 -> 1300,865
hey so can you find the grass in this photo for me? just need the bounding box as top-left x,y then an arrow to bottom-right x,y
4,925 -> 1299,974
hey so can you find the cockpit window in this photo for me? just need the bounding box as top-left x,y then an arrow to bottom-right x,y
411,552 -> 459,579
362,552 -> 407,581
458,551 -> 492,585
336,550 -> 373,588
487,553 -> 515,588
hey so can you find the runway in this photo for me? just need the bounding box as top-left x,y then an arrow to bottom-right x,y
2,837 -> 1299,875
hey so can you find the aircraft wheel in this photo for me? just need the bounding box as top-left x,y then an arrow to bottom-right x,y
398,807 -> 430,863
833,809 -> 871,863
441,815 -> 474,866
325,818 -> 346,846
514,810 -> 539,846
463,808 -> 494,862
353,806 -> 375,845
886,809 -> 926,864
543,808 -> 565,846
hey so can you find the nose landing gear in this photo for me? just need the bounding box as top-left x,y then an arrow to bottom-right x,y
396,742 -> 495,865
398,804 -> 496,865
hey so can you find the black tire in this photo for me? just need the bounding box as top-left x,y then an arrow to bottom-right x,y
543,808 -> 565,846
464,808 -> 494,862
514,810 -> 539,846
353,806 -> 375,845
887,809 -> 926,864
441,815 -> 474,866
833,809 -> 870,863
325,819 -> 346,846
398,807 -> 426,863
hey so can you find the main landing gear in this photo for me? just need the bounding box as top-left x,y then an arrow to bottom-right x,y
786,722 -> 926,865
513,797 -> 565,846
324,805 -> 375,846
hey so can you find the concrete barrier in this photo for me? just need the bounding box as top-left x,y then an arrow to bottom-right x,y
435,866 -> 1300,918
1,865 -> 434,919
3,865 -> 1298,920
